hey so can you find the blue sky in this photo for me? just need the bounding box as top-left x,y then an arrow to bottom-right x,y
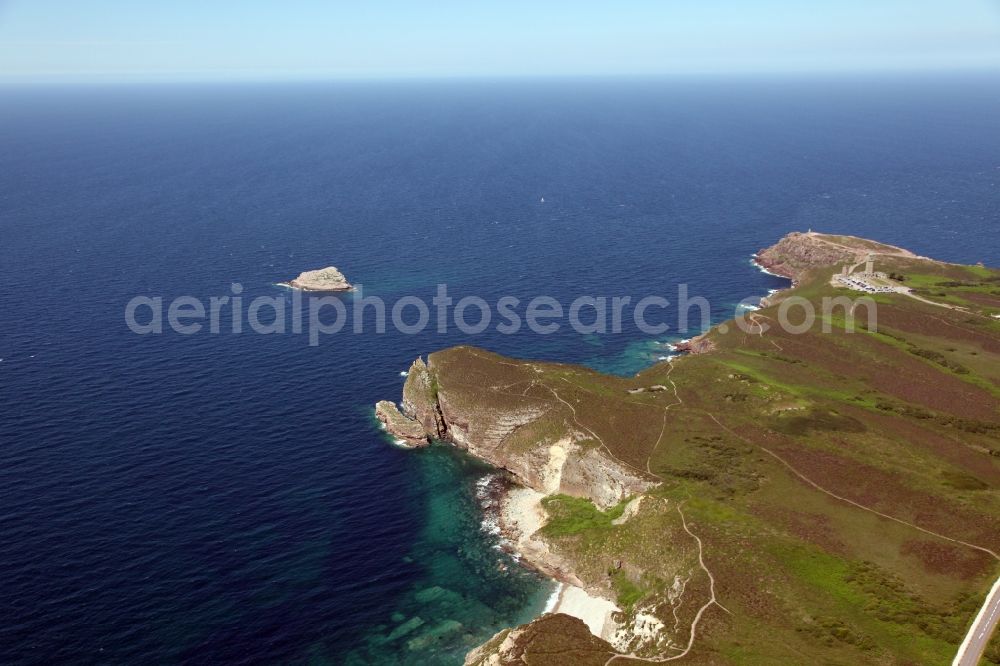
1,0 -> 1000,81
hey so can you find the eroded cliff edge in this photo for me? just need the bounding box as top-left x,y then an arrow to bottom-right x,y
386,355 -> 658,509
753,230 -> 918,282
377,231 -> 1000,665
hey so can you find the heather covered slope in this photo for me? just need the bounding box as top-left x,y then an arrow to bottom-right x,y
388,233 -> 1000,664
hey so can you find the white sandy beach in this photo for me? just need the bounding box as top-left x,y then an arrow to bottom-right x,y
500,486 -> 622,643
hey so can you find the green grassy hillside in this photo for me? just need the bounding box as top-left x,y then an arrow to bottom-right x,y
423,237 -> 1000,665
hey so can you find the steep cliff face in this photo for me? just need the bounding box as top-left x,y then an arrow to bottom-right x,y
753,230 -> 918,282
401,357 -> 446,439
375,235 -> 1000,666
672,333 -> 715,355
754,232 -> 854,280
384,350 -> 657,509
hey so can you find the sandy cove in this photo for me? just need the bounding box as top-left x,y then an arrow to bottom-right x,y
498,486 -> 621,643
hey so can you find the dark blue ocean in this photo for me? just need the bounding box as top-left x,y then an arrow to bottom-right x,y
1,75 -> 998,665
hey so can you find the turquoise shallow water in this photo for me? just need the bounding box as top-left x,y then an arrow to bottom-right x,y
339,445 -> 552,665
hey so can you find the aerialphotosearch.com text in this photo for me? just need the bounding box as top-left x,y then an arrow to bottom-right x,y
125,283 -> 877,346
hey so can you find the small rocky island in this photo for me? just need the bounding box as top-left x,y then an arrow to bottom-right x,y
279,266 -> 353,291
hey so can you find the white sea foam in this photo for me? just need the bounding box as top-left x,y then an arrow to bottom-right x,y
737,303 -> 760,311
666,338 -> 691,353
475,473 -> 498,494
475,474 -> 504,537
399,370 -> 409,377
749,256 -> 786,278
543,582 -> 564,613
481,513 -> 502,536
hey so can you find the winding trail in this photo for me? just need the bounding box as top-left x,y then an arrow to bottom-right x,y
604,503 -> 729,664
543,383 -> 650,480
645,361 -> 682,476
471,345 -> 1000,661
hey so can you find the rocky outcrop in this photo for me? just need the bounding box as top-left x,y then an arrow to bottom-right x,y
753,231 -> 917,282
753,232 -> 854,281
374,400 -> 428,447
465,613 -> 615,666
391,351 -> 656,510
672,333 -> 715,355
280,266 -> 353,291
401,357 -> 447,439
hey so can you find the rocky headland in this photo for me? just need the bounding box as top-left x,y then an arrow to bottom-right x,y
378,231 -> 1000,665
382,356 -> 657,509
753,230 -> 918,282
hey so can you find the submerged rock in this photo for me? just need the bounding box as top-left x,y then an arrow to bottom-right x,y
386,616 -> 426,642
406,619 -> 464,651
414,585 -> 463,605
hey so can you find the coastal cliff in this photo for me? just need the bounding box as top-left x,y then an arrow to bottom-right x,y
671,334 -> 715,355
753,230 -> 917,281
384,351 -> 657,509
379,232 -> 1000,665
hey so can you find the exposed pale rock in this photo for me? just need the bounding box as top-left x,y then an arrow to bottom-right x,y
611,496 -> 644,526
399,354 -> 655,508
281,266 -> 352,291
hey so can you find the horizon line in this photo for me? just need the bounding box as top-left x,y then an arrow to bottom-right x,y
2,62 -> 1000,86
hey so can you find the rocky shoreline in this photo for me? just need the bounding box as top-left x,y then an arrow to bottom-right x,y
374,400 -> 428,447
375,231 -> 1000,665
380,354 -> 657,509
495,485 -> 622,640
278,266 -> 353,291
470,471 -> 625,656
373,234 -> 833,660
374,350 -> 650,655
